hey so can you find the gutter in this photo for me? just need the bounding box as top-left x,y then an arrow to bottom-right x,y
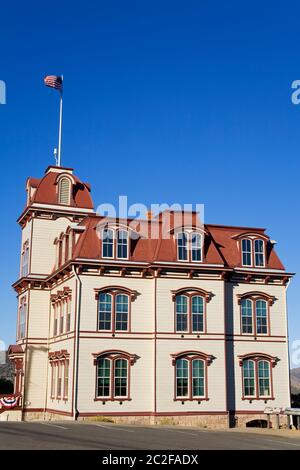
72,265 -> 82,420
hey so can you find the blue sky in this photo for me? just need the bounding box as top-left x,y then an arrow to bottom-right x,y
0,1 -> 299,363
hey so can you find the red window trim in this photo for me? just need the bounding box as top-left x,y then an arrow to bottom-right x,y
238,353 -> 278,401
100,227 -> 130,260
172,288 -> 212,334
171,351 -> 214,402
92,350 -> 137,402
238,293 -> 274,337
240,237 -> 267,268
49,351 -> 70,401
51,289 -> 72,337
95,287 -> 137,333
175,230 -> 204,263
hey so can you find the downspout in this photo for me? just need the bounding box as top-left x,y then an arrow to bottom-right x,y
285,279 -> 292,410
72,265 -> 82,420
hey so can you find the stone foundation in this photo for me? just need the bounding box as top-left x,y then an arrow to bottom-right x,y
78,413 -> 229,428
20,410 -> 290,430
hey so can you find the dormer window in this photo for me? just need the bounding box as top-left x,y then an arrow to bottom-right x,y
102,228 -> 129,260
177,231 -> 203,262
254,239 -> 264,267
117,230 -> 128,259
102,228 -> 114,258
58,177 -> 71,205
241,238 -> 265,267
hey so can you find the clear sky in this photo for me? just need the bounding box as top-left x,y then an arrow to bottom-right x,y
0,1 -> 299,364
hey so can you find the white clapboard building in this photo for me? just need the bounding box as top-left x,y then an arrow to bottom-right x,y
7,165 -> 292,427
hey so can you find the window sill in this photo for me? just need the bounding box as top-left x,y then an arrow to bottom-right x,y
242,397 -> 275,401
94,398 -> 132,402
173,398 -> 209,402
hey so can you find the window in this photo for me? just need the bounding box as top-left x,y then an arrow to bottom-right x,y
115,294 -> 129,331
102,228 -> 129,260
171,351 -> 213,401
241,299 -> 253,334
242,360 -> 255,397
177,232 -> 202,262
94,351 -> 137,401
176,358 -> 189,398
58,177 -> 71,205
18,298 -> 27,340
241,238 -> 265,267
175,295 -> 188,332
114,358 -> 128,398
96,288 -> 135,333
57,363 -> 62,398
177,232 -> 188,261
240,355 -> 275,400
53,304 -> 58,336
239,293 -> 273,335
98,293 -> 112,330
102,228 -> 114,258
191,233 -> 202,262
21,241 -> 29,277
51,290 -> 72,336
51,364 -> 56,398
59,301 -> 64,335
66,298 -> 71,332
49,351 -> 70,400
242,239 -> 252,266
117,230 -> 128,259
64,360 -> 69,399
173,288 -> 211,334
175,358 -> 205,399
254,239 -> 265,267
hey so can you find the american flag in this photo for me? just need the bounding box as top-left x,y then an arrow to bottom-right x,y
44,75 -> 63,91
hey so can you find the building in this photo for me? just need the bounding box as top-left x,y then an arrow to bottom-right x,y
5,165 -> 292,427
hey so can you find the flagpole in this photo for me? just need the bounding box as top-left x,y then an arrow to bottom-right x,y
57,76 -> 63,167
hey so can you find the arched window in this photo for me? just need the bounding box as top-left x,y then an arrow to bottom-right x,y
117,230 -> 128,259
254,239 -> 265,267
177,231 -> 203,262
239,293 -> 272,335
101,228 -> 129,259
115,294 -> 129,331
177,232 -> 188,261
93,350 -> 137,401
240,354 -> 276,400
102,228 -> 114,258
172,351 -> 213,401
173,288 -> 211,334
58,177 -> 71,205
21,241 -> 29,277
98,293 -> 112,330
241,238 -> 265,267
18,297 -> 27,340
96,287 -> 136,333
242,359 -> 255,397
191,233 -> 202,261
175,295 -> 188,332
241,239 -> 252,266
241,299 -> 253,334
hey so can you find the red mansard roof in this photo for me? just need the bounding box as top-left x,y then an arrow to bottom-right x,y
26,167 -> 94,210
70,214 -> 285,270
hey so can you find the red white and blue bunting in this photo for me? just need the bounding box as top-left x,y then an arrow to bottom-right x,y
0,396 -> 19,409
